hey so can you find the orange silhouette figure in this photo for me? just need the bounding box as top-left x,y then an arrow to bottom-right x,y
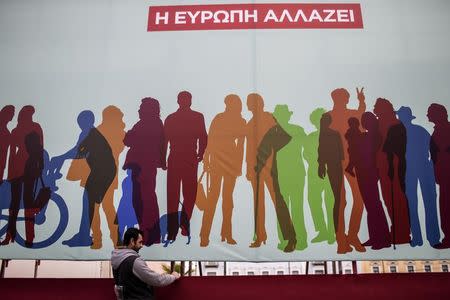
327,87 -> 366,253
91,106 -> 126,248
245,93 -> 296,250
199,94 -> 246,247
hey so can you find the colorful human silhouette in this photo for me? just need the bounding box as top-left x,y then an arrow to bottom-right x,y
164,91 -> 207,242
90,106 -> 125,248
0,105 -> 15,186
116,169 -> 138,242
318,113 -> 350,254
272,104 -> 307,250
374,98 -> 411,245
245,94 -> 296,252
199,94 -> 246,247
397,106 -> 440,247
348,112 -> 391,250
304,108 -> 335,245
51,110 -> 96,247
428,103 -> 450,249
1,106 -> 43,247
123,98 -> 166,246
328,88 -> 366,252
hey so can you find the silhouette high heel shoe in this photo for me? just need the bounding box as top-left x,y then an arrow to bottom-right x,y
249,239 -> 266,248
283,239 -> 297,253
0,233 -> 15,246
221,236 -> 237,245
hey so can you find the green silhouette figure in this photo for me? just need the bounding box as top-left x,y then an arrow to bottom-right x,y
273,105 -> 308,250
304,108 -> 335,244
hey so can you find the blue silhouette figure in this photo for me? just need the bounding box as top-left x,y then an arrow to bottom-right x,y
397,106 -> 440,247
116,169 -> 138,242
50,110 -> 95,247
159,210 -> 191,247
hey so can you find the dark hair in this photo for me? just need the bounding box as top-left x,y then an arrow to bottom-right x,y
123,228 -> 144,246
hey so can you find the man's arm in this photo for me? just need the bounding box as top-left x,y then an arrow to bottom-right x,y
197,114 -> 208,162
132,258 -> 179,287
356,87 -> 366,114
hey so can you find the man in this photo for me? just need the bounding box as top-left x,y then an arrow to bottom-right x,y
112,228 -> 180,300
327,88 -> 366,253
164,91 -> 207,242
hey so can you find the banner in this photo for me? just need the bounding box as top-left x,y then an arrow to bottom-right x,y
0,0 -> 450,261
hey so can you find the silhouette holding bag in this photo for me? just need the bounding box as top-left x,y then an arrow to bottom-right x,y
34,176 -> 51,210
195,170 -> 209,211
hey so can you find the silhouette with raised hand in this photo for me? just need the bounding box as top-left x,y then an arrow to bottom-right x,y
90,106 -> 125,249
318,113 -> 350,254
123,98 -> 166,246
1,106 -> 43,247
327,87 -> 366,252
272,104 -> 308,251
254,105 -> 297,253
350,112 -> 391,250
427,103 -> 450,249
51,110 -> 96,247
0,105 -> 15,187
304,108 -> 335,245
397,106 -> 440,247
374,98 -> 411,246
164,91 -> 207,243
328,87 -> 366,252
199,94 -> 246,247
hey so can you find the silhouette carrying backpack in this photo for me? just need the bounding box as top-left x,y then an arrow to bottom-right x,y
34,176 -> 51,210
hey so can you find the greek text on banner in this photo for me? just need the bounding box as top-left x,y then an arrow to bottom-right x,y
147,3 -> 364,31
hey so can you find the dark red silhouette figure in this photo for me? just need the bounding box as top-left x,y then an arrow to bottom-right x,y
0,105 -> 15,185
344,117 -> 362,177
374,98 -> 410,245
164,91 -> 207,241
428,103 -> 450,249
1,106 -> 43,247
123,98 -> 166,246
318,113 -> 350,254
347,112 -> 391,250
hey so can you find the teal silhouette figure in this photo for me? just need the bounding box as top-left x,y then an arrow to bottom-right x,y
304,108 -> 335,244
273,105 -> 308,250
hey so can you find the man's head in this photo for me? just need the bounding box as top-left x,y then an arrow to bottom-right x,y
77,110 -> 95,130
361,111 -> 378,132
374,98 -> 395,119
246,93 -> 264,113
18,105 -> 35,124
320,113 -> 332,129
427,103 -> 448,125
177,91 -> 192,109
139,97 -> 160,120
0,105 -> 15,124
331,88 -> 350,107
123,228 -> 144,253
273,104 -> 292,124
224,94 -> 242,114
396,106 -> 415,124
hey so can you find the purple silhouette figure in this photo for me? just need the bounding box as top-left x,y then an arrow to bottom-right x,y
428,103 -> 450,249
123,98 -> 165,246
349,112 -> 391,250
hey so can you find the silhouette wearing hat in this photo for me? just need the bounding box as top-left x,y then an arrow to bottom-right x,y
304,108 -> 335,245
397,106 -> 440,247
272,104 -> 308,250
428,103 -> 450,249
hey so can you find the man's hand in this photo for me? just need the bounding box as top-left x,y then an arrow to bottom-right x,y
171,272 -> 181,279
356,87 -> 365,102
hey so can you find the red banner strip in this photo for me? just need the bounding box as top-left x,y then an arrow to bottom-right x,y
148,3 -> 363,31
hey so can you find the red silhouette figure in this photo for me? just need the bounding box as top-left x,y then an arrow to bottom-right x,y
123,98 -> 166,246
328,87 -> 366,253
1,106 -> 43,247
0,105 -> 15,185
164,91 -> 207,242
428,103 -> 450,249
347,112 -> 391,250
374,98 -> 410,245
